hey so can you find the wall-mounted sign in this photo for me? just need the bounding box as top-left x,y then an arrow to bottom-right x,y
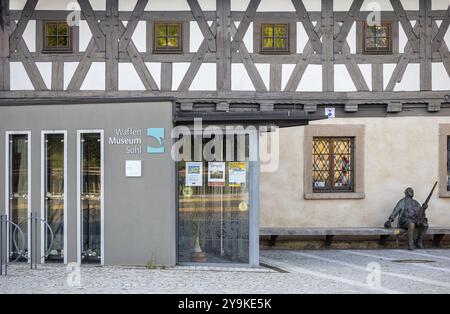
228,162 -> 247,187
325,107 -> 335,119
208,162 -> 226,187
147,128 -> 165,154
125,160 -> 142,177
185,162 -> 203,187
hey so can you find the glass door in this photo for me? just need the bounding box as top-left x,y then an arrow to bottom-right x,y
8,133 -> 30,261
80,133 -> 102,263
43,133 -> 65,262
177,133 -> 257,265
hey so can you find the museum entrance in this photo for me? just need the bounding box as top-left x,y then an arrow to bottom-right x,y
176,129 -> 259,266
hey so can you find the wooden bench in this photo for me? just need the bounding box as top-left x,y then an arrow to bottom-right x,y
260,227 -> 450,247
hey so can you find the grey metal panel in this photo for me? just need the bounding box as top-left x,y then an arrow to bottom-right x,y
0,101 -> 176,266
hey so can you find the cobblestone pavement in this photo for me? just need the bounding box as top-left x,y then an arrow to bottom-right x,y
1,249 -> 450,294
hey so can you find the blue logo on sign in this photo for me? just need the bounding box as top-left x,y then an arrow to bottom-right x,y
147,128 -> 165,154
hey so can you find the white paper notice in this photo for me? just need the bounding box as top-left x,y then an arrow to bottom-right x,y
208,162 -> 226,187
126,160 -> 142,177
186,162 -> 203,187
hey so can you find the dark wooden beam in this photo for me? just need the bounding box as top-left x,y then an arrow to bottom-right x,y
322,0 -> 334,92
419,0 -> 432,91
187,0 -> 216,52
216,0 -> 231,91
431,5 -> 450,52
0,0 -> 10,90
334,0 -> 364,53
78,0 -> 106,52
118,0 -> 148,52
231,0 -> 260,52
390,0 -> 419,52
291,0 -> 322,54
9,0 -> 37,52
105,0 -> 119,91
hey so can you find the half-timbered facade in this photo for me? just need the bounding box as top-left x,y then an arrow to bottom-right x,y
0,0 -> 450,266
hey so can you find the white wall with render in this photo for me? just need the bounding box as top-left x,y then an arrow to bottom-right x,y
80,62 -> 105,90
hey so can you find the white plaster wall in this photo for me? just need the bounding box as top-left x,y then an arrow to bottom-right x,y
260,116 -> 450,229
256,0 -> 296,12
80,62 -> 105,90
297,23 -> 308,53
79,20 -> 92,52
303,0 -> 321,12
243,22 -> 253,53
189,63 -> 216,90
334,65 -> 357,92
281,64 -> 295,91
145,62 -> 162,89
394,63 -> 420,91
10,62 -> 34,90
10,0 -> 27,10
362,0 -> 393,11
255,63 -> 270,90
119,0 -> 138,11
401,0 -> 419,10
432,63 -> 450,91
64,62 -> 79,90
334,0 -> 353,11
172,62 -> 191,90
197,0 -> 216,11
22,20 -> 35,53
347,23 -> 356,54
358,64 -> 372,90
35,62 -> 52,89
34,0 -> 105,10
383,63 -> 396,90
190,22 -> 204,52
297,65 -> 322,92
119,62 -> 145,90
399,22 -> 407,53
145,0 -> 190,11
432,0 -> 450,10
231,0 -> 251,11
232,63 -> 255,91
132,21 -> 147,53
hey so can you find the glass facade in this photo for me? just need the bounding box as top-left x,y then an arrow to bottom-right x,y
8,134 -> 29,261
80,133 -> 102,263
178,136 -> 251,264
44,134 -> 65,262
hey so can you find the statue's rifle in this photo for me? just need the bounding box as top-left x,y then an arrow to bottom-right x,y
418,181 -> 438,223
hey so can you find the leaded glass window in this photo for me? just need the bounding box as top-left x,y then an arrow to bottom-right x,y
43,21 -> 72,52
313,137 -> 354,192
260,23 -> 289,54
153,22 -> 183,53
363,22 -> 392,54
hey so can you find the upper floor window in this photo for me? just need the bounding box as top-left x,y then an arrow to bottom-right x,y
43,21 -> 72,53
260,23 -> 289,54
363,22 -> 393,54
313,137 -> 354,192
153,22 -> 183,53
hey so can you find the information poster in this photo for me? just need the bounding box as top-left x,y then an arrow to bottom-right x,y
208,162 -> 226,187
185,162 -> 203,187
228,162 -> 247,187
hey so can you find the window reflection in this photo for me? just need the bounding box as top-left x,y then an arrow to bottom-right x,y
44,134 -> 65,262
81,133 -> 101,263
178,135 -> 250,264
9,134 -> 29,261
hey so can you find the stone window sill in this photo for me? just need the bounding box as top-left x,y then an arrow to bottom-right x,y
304,192 -> 365,200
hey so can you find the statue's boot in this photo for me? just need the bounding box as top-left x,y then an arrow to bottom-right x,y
414,225 -> 427,249
407,223 -> 415,250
